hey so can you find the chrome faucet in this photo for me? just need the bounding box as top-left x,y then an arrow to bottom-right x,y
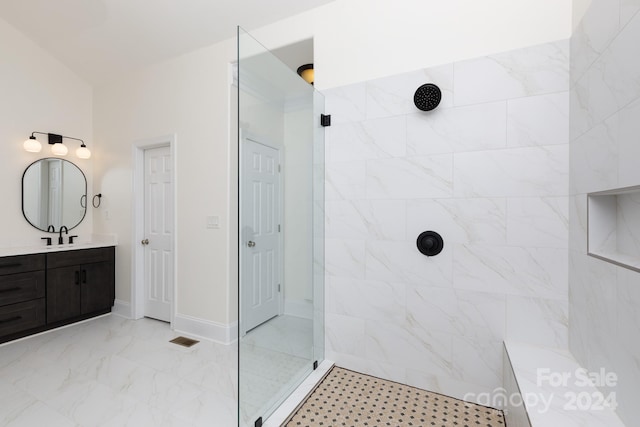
58,226 -> 68,245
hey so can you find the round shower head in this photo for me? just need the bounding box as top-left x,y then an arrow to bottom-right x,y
414,83 -> 442,111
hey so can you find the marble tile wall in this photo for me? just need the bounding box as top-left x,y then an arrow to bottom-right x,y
570,1 -> 640,425
323,40 -> 570,401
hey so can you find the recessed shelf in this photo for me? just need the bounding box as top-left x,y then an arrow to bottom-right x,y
588,185 -> 640,272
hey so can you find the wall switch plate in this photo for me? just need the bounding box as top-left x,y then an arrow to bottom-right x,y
206,216 -> 220,229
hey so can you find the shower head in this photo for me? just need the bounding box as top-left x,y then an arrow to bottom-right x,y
414,83 -> 442,111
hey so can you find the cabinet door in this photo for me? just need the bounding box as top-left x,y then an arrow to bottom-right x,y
81,261 -> 114,315
47,266 -> 81,323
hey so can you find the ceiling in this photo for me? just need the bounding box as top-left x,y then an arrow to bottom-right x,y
0,0 -> 331,85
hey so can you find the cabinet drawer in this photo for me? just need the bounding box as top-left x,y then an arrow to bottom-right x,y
0,271 -> 45,306
47,247 -> 115,269
0,299 -> 45,337
0,254 -> 45,275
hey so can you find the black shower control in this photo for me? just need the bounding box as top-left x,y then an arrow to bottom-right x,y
414,83 -> 442,111
416,231 -> 444,256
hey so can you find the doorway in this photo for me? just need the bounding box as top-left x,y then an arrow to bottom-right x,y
132,136 -> 176,323
240,136 -> 283,333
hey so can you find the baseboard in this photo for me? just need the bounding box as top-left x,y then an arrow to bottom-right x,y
112,299 -> 132,318
284,299 -> 313,319
173,314 -> 238,345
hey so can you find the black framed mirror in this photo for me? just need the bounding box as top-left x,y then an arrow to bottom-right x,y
22,158 -> 87,232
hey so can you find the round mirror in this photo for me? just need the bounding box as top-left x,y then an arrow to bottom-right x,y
22,158 -> 87,232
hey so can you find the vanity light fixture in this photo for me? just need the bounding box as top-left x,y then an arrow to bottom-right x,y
296,63 -> 314,85
24,132 -> 91,159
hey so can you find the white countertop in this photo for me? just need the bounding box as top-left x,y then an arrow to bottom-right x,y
0,235 -> 117,257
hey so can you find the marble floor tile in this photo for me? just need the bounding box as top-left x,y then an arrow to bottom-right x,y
0,315 -> 238,427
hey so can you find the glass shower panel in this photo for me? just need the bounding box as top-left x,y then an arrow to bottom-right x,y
237,27 -> 325,427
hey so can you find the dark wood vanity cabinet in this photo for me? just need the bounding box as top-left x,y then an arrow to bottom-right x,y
0,247 -> 115,343
0,254 -> 46,339
47,247 -> 115,325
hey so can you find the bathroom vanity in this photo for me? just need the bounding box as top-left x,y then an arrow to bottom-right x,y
0,245 -> 115,344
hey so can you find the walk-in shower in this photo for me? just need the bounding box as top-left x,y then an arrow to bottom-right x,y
236,27 -> 325,426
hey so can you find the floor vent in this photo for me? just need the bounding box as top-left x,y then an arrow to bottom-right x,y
169,336 -> 199,347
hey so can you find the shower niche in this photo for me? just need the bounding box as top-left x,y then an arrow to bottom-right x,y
588,185 -> 640,272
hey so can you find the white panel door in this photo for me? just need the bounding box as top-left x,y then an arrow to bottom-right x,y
143,146 -> 174,322
242,138 -> 281,332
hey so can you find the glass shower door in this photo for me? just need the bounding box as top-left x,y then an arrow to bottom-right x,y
237,27 -> 325,427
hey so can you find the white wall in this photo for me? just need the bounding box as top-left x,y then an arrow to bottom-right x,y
569,1 -> 640,425
250,0 -> 573,89
93,39 -> 237,332
0,16 -> 93,248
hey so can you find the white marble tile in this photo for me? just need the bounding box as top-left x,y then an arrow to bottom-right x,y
46,381 -> 139,427
406,198 -> 507,245
505,342 -> 626,427
614,267 -> 640,426
507,92 -> 569,147
506,295 -> 568,348
323,82 -> 366,125
403,369 -> 494,406
568,251 -> 588,360
0,380 -> 42,426
621,0 -> 640,27
365,240 -> 453,287
325,161 -> 366,201
406,287 -> 506,342
507,197 -> 569,249
568,194 -> 588,252
97,401 -> 172,427
570,0 -> 621,83
582,256 -> 619,370
454,145 -> 569,198
169,389 -> 236,427
615,97 -> 640,187
617,192 -> 640,257
406,101 -> 507,155
325,313 -> 366,358
575,11 -> 640,134
2,400 -> 78,427
366,154 -> 453,199
452,336 -> 503,390
325,238 -> 366,279
454,41 -> 569,106
366,64 -> 454,119
326,353 -> 406,386
364,319 -> 453,378
327,115 -> 406,162
453,244 -> 568,299
569,79 -> 595,140
600,10 -> 640,110
405,287 -> 459,336
326,276 -> 406,323
325,199 -> 406,241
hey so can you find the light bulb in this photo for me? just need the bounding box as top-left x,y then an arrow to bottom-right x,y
23,136 -> 42,153
51,143 -> 68,156
76,144 -> 91,159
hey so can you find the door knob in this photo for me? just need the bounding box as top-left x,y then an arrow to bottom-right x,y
247,241 -> 256,248
141,239 -> 149,245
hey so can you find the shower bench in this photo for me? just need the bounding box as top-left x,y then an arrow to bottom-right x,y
503,342 -> 625,427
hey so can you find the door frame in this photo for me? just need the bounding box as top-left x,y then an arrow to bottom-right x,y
131,134 -> 177,323
239,131 -> 284,336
